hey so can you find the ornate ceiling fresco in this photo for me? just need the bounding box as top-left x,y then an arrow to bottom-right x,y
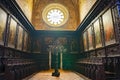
16,0 -> 96,31
32,0 -> 80,31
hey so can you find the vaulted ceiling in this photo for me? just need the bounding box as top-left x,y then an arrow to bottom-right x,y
32,0 -> 80,31
16,0 -> 96,31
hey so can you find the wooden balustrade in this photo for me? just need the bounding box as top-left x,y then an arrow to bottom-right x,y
76,60 -> 105,80
0,46 -> 42,80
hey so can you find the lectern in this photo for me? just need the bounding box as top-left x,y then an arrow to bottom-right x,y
51,40 -> 60,77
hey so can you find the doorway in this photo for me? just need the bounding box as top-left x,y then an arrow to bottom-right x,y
49,51 -> 63,69
51,52 -> 60,69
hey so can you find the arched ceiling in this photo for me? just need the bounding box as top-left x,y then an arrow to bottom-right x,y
32,0 -> 80,31
15,0 -> 96,31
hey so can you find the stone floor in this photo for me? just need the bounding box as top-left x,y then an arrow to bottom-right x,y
23,69 -> 90,80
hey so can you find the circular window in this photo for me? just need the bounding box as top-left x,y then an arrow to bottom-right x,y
47,9 -> 64,25
42,3 -> 69,27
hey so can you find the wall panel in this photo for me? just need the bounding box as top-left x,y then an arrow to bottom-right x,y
0,8 -> 7,45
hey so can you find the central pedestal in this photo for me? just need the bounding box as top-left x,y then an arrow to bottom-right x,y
51,40 -> 61,77
52,69 -> 60,77
52,51 -> 60,77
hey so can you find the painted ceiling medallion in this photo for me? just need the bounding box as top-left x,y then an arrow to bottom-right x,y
42,3 -> 69,27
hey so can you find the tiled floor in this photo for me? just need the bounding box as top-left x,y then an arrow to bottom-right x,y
23,69 -> 90,80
